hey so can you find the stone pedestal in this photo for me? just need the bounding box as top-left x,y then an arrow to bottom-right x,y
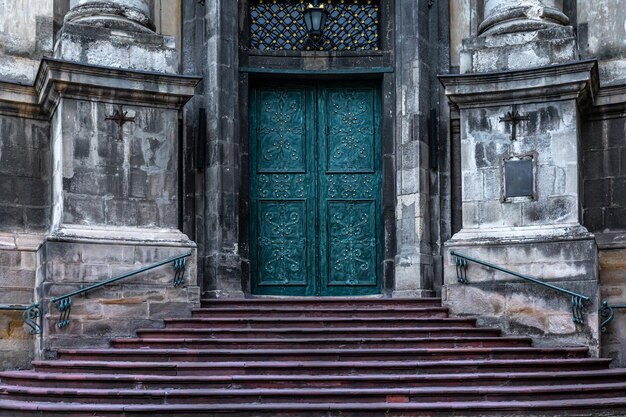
33,58 -> 201,356
440,60 -> 601,354
461,0 -> 575,74
54,0 -> 177,74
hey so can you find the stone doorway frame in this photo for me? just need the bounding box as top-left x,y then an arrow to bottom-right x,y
190,0 -> 449,299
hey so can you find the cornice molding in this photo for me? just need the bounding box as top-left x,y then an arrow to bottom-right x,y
35,58 -> 201,115
588,83 -> 626,120
0,80 -> 45,120
0,58 -> 201,119
438,60 -> 600,109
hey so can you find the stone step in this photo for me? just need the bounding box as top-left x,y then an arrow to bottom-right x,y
32,358 -> 612,376
4,369 -> 626,390
2,397 -> 626,417
109,336 -> 533,350
135,327 -> 502,339
200,298 -> 443,309
191,306 -> 450,319
3,382 -> 626,405
163,317 -> 475,329
56,347 -> 589,363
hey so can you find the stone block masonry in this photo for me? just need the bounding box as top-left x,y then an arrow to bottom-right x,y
0,115 -> 50,233
59,99 -> 179,229
599,248 -> 626,367
444,238 -> 600,355
0,56 -> 200,368
0,0 -> 53,83
38,240 -> 200,356
440,54 -> 600,356
0,245 -> 39,369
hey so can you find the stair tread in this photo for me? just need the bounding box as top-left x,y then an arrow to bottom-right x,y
4,295 -> 624,416
3,397 -> 626,412
137,327 -> 499,332
168,317 -> 467,322
4,368 -> 626,383
192,307 -> 449,312
34,357 -> 609,368
201,298 -> 442,302
58,346 -> 589,354
111,336 -> 532,342
4,381 -> 626,396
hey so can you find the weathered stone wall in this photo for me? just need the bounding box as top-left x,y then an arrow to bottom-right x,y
460,100 -> 580,229
599,248 -> 626,366
393,0 -> 437,297
460,25 -> 577,74
441,58 -> 599,354
0,247 -> 37,369
0,0 -> 53,82
198,0 -> 244,298
39,241 -> 199,355
582,107 -> 626,366
577,0 -> 626,85
582,115 -> 626,233
54,22 -> 177,74
0,94 -> 50,370
0,115 -> 50,233
444,239 -> 600,355
59,99 -> 179,229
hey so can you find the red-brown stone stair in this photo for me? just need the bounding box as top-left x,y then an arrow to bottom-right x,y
1,298 -> 625,416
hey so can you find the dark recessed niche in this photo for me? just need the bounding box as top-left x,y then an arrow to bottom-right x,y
504,157 -> 534,199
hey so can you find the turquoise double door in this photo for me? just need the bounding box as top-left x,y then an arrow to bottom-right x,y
250,82 -> 382,296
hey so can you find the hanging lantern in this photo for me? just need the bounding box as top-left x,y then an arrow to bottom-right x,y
303,3 -> 328,37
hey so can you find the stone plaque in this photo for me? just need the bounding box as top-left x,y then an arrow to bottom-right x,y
504,158 -> 534,198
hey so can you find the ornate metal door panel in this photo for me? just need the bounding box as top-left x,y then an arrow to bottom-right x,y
319,87 -> 381,295
250,83 -> 381,296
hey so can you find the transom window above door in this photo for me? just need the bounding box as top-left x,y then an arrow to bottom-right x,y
249,0 -> 380,51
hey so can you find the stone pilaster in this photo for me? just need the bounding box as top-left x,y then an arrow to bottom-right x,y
200,0 -> 245,298
392,0 -> 435,298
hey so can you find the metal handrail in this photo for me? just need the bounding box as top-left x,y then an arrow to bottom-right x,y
599,301 -> 626,333
450,251 -> 590,325
52,251 -> 192,329
0,304 -> 42,334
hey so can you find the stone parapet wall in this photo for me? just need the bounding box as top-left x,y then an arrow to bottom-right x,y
444,237 -> 600,355
38,240 -> 200,356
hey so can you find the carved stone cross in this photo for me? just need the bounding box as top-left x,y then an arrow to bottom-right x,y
499,105 -> 530,141
105,105 -> 135,141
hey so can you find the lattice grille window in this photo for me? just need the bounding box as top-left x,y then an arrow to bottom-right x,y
249,0 -> 380,51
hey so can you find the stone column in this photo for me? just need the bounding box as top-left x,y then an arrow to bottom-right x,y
65,0 -> 155,33
479,0 -> 569,36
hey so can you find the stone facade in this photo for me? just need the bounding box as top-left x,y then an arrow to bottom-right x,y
0,0 -> 625,369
